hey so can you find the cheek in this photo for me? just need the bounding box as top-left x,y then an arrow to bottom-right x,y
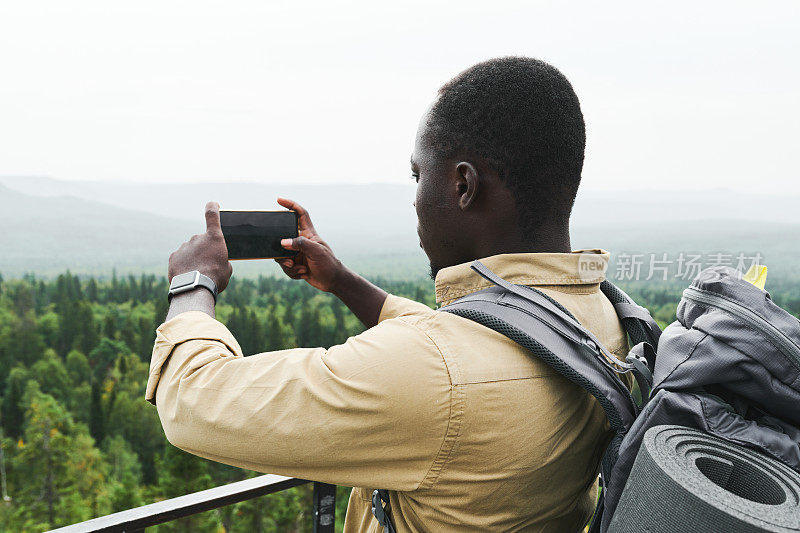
414,171 -> 453,247
415,182 -> 432,232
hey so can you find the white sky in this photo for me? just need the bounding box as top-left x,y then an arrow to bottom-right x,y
0,0 -> 798,192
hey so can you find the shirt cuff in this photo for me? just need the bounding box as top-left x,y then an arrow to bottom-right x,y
145,311 -> 243,406
377,294 -> 434,323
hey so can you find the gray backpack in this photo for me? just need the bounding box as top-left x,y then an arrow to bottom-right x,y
603,266 -> 800,532
371,262 -> 800,532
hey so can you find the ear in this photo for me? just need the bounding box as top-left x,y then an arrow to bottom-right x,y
455,161 -> 480,211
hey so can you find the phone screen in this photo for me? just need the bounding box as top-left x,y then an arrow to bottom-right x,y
220,210 -> 299,260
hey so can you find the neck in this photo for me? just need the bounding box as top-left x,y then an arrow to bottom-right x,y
472,224 -> 572,259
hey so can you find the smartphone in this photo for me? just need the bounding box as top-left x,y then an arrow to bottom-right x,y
220,210 -> 299,260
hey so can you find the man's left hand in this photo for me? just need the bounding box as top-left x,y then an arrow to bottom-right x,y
168,201 -> 233,293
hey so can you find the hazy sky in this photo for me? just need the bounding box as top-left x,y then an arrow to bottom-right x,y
1,1 -> 798,192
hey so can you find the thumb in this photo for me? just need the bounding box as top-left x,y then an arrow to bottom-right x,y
281,236 -> 322,253
205,201 -> 222,235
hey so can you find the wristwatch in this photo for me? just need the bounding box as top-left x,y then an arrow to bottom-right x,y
168,271 -> 218,303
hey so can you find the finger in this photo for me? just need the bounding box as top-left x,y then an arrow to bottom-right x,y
277,197 -> 315,232
283,237 -> 328,264
279,264 -> 304,280
276,261 -> 295,275
288,269 -> 306,278
205,201 -> 222,235
283,263 -> 307,275
276,260 -> 306,277
281,236 -> 316,252
276,197 -> 305,214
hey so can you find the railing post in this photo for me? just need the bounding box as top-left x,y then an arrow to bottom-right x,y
312,482 -> 336,533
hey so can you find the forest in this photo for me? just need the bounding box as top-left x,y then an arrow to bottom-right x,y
0,271 -> 433,532
0,270 -> 797,532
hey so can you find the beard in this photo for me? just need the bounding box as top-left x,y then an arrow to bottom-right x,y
428,261 -> 442,281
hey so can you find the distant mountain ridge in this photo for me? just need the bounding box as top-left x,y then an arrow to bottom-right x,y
1,176 -> 798,280
0,180 -> 427,278
0,183 -> 198,276
4,175 -> 800,226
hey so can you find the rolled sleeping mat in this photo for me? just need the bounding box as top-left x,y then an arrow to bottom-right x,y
608,425 -> 800,532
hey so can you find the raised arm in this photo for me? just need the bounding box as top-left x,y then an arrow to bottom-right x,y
275,197 -> 388,328
148,306 -> 450,490
149,200 -> 446,491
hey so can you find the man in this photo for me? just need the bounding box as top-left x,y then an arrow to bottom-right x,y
147,57 -> 629,531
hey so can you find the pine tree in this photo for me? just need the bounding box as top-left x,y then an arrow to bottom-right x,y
66,349 -> 92,426
89,381 -> 106,446
106,388 -> 163,486
111,269 -> 122,303
10,282 -> 35,317
65,350 -> 91,386
0,311 -> 46,376
153,294 -> 169,329
248,309 -> 267,354
127,275 -> 138,304
57,300 -> 98,356
284,299 -> 296,333
1,367 -> 30,439
155,444 -> 220,532
297,303 -> 313,347
136,315 -> 154,360
7,382 -> 111,530
102,435 -> 144,512
88,338 -> 129,383
30,349 -> 72,408
267,313 -> 286,351
86,279 -> 99,302
103,310 -> 117,339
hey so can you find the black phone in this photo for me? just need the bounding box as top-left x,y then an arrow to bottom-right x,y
220,210 -> 299,260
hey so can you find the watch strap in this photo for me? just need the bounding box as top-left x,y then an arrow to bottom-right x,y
168,271 -> 218,303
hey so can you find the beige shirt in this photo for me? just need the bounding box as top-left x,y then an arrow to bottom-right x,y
146,251 -> 629,532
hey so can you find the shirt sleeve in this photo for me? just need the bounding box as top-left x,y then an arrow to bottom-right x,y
377,294 -> 435,323
146,309 -> 452,491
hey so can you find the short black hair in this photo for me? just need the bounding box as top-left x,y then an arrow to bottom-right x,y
426,56 -> 585,237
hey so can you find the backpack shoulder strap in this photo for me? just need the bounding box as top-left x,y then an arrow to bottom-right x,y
599,280 -> 661,365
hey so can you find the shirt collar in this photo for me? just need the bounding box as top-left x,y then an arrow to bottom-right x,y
434,249 -> 610,305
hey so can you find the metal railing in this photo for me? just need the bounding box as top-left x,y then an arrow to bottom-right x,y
48,475 -> 336,533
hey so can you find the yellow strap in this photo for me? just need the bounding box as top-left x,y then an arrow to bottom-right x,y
743,264 -> 768,290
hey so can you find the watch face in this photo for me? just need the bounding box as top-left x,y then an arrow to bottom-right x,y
171,271 -> 198,289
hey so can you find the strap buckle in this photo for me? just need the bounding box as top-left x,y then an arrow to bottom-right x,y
625,342 -> 655,405
371,490 -> 389,527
